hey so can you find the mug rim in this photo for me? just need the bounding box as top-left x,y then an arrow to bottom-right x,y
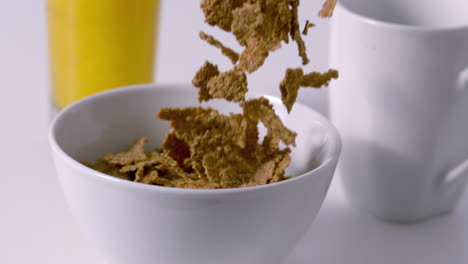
49,83 -> 342,196
337,0 -> 468,32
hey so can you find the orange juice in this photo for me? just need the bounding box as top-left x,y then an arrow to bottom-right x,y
47,0 -> 159,109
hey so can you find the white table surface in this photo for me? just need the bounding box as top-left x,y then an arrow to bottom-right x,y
1,1 -> 467,263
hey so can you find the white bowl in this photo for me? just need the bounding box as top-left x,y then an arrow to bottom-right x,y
49,84 -> 341,264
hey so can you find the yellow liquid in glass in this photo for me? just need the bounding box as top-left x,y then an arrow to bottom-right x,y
47,0 -> 159,109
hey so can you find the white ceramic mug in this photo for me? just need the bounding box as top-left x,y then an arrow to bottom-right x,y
329,0 -> 468,222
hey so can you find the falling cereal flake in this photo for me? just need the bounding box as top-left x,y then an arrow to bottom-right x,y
318,0 -> 337,18
280,68 -> 304,113
206,69 -> 248,102
279,68 -> 339,112
192,61 -> 220,102
302,20 -> 315,35
199,31 -> 239,64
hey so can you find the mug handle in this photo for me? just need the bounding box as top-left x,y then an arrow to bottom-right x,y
442,68 -> 468,188
456,67 -> 468,93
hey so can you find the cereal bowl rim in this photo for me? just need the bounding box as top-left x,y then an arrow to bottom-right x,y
49,83 -> 341,196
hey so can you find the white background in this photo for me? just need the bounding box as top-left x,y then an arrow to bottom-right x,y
1,0 -> 467,263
